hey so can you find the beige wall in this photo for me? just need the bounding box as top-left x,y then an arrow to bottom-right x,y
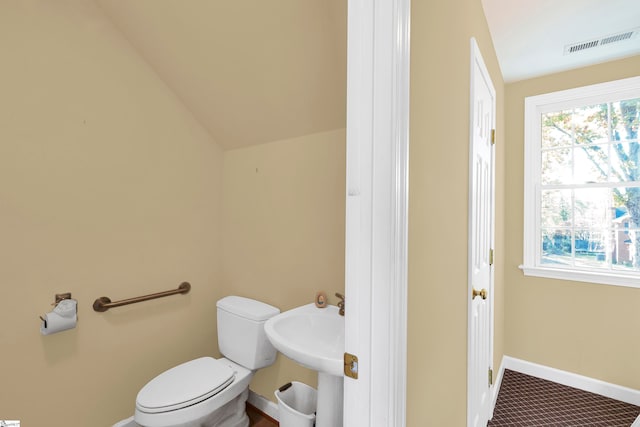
222,129 -> 346,399
408,0 -> 505,425
1,3 -> 346,425
504,55 -> 640,390
0,2 -> 224,426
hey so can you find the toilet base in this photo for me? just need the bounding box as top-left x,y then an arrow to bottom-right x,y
117,389 -> 250,427
192,388 -> 250,427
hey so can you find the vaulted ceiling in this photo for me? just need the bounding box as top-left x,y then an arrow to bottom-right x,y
96,0 -> 347,150
95,1 -> 639,149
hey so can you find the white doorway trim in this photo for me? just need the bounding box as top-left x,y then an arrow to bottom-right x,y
344,0 -> 411,426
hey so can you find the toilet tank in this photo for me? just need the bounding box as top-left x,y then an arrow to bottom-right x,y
216,296 -> 280,370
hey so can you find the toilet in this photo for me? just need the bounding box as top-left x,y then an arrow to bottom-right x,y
133,296 -> 280,427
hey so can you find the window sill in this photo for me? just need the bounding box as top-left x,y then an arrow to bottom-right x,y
519,265 -> 640,289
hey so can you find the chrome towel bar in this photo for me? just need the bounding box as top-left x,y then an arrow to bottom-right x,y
93,282 -> 191,312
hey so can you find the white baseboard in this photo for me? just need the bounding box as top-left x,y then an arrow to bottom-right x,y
490,363 -> 506,416
248,389 -> 279,421
498,356 -> 640,407
632,414 -> 640,427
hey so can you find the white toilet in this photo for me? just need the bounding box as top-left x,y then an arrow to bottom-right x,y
133,296 -> 280,427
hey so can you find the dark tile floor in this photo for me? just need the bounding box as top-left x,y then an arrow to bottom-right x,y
489,369 -> 640,426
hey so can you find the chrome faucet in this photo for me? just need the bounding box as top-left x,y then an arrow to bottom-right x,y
335,292 -> 345,316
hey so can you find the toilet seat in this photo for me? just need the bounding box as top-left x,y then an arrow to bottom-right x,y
136,357 -> 235,414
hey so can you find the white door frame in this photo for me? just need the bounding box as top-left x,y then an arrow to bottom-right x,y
344,0 -> 411,426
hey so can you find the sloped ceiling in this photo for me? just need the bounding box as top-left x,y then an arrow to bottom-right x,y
96,0 -> 347,149
95,1 -> 639,148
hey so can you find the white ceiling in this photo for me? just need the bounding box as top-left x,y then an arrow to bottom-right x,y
481,0 -> 640,83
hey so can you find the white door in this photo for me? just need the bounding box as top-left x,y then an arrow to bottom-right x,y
467,38 -> 496,427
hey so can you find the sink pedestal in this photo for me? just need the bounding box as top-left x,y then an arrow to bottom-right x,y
316,372 -> 343,427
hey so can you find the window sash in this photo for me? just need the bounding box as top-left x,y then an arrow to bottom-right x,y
522,76 -> 640,288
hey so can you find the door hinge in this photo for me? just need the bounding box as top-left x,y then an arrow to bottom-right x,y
489,248 -> 494,265
488,368 -> 493,386
344,352 -> 359,379
491,129 -> 496,145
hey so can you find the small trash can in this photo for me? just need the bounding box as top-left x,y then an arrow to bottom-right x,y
275,381 -> 317,427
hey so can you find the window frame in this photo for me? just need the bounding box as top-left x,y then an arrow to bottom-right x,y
522,76 -> 640,288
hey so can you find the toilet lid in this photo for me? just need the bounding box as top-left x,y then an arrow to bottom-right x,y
136,357 -> 235,414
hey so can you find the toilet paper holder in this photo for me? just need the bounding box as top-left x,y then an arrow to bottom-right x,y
53,292 -> 73,305
39,292 -> 75,324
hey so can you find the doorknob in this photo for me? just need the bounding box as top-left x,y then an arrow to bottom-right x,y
472,288 -> 488,300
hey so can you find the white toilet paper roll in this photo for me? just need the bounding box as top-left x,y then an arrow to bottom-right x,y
40,311 -> 77,335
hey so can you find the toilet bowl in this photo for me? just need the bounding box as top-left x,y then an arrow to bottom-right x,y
130,296 -> 280,427
134,357 -> 252,427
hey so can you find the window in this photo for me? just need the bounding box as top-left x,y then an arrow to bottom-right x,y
523,76 -> 640,288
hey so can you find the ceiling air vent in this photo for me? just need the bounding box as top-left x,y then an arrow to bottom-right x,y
564,28 -> 639,55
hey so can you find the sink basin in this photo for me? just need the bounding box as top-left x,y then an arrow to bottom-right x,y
264,303 -> 344,376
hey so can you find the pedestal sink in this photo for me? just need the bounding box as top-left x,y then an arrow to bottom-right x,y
264,303 -> 344,427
